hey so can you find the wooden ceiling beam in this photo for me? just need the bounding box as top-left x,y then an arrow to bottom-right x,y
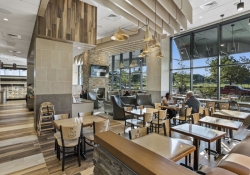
37,0 -> 50,17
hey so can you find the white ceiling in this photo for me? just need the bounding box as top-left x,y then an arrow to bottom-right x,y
0,0 -> 40,66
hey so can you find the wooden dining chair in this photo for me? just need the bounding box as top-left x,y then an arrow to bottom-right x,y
57,124 -> 82,171
53,113 -> 70,158
206,102 -> 215,108
78,111 -> 93,117
219,103 -> 230,110
154,103 -> 162,110
204,108 -> 210,116
173,107 -> 192,125
136,105 -> 144,109
129,127 -> 149,140
152,110 -> 167,133
83,119 -> 109,158
199,107 -> 204,118
136,112 -> 153,130
124,106 -> 135,133
191,113 -> 200,125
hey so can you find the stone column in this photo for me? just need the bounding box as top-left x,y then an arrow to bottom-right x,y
146,35 -> 170,103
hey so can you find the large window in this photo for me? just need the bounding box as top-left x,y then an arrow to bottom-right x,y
108,50 -> 146,91
171,15 -> 250,101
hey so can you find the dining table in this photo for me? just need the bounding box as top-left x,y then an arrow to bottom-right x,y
132,133 -> 196,162
170,124 -> 226,171
212,109 -> 250,120
199,116 -> 243,142
160,105 -> 181,111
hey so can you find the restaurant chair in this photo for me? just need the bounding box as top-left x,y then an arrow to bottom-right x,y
210,106 -> 216,114
136,94 -> 154,108
78,111 -> 93,117
199,107 -> 204,118
136,105 -> 144,109
219,103 -> 230,110
152,110 -> 167,133
111,95 -> 134,120
57,124 -> 82,171
206,101 -> 215,108
173,107 -> 192,125
204,108 -> 210,116
136,112 -> 153,130
83,119 -> 109,157
53,113 -> 71,158
154,103 -> 162,110
191,113 -> 200,125
129,127 -> 149,140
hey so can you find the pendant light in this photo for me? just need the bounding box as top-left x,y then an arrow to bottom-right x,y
231,24 -> 235,52
138,52 -> 147,57
151,0 -> 160,48
237,0 -> 244,11
142,42 -> 150,53
248,18 -> 250,25
111,27 -> 129,41
119,61 -> 123,68
129,61 -> 135,68
144,18 -> 152,42
156,49 -> 164,58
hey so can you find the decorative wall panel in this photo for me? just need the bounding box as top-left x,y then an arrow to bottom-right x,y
37,0 -> 97,45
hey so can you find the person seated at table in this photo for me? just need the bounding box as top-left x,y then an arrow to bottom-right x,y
183,91 -> 201,113
123,90 -> 131,96
162,93 -> 176,119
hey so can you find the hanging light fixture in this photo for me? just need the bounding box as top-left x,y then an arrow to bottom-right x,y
237,0 -> 244,11
138,52 -> 147,57
142,42 -> 150,54
111,27 -> 129,41
248,18 -> 250,25
231,24 -> 235,52
129,61 -> 135,68
144,18 -> 152,42
151,0 -> 161,48
119,61 -> 123,68
156,49 -> 164,58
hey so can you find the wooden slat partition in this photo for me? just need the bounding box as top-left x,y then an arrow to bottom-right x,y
37,0 -> 96,45
94,131 -> 196,175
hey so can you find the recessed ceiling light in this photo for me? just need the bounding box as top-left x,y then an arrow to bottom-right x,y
4,18 -> 8,21
77,47 -> 81,49
199,16 -> 203,18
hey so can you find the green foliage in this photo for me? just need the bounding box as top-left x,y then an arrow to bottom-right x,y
198,86 -> 215,98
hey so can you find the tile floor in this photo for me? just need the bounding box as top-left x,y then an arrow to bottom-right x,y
0,100 -> 250,175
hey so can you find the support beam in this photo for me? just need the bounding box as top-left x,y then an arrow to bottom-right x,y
37,0 -> 50,17
173,0 -> 193,24
108,0 -> 163,35
158,0 -> 187,30
126,0 -> 174,35
141,0 -> 180,32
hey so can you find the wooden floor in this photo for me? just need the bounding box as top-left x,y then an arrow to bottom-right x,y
0,100 -> 249,175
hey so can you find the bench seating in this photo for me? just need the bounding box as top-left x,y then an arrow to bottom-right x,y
207,134 -> 250,174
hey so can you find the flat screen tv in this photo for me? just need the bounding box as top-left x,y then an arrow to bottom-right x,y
90,65 -> 109,78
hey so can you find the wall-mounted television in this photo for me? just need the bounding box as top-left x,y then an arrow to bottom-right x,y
90,65 -> 109,78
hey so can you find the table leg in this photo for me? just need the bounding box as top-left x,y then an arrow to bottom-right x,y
193,138 -> 200,171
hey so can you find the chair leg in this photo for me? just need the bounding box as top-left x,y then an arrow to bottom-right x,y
54,139 -> 57,151
57,145 -> 60,160
189,154 -> 191,165
62,147 -> 65,171
185,156 -> 187,166
124,121 -> 126,134
84,137 -> 86,155
78,144 -> 81,167
158,124 -> 159,134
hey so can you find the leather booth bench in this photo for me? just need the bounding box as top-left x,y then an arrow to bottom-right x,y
207,134 -> 250,175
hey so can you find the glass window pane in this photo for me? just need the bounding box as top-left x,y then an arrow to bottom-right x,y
172,69 -> 190,94
113,75 -> 120,90
123,52 -> 130,68
193,28 -> 218,67
114,55 -> 120,73
172,35 -> 191,69
121,72 -> 129,89
131,73 -> 140,90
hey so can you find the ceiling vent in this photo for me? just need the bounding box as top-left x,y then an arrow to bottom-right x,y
7,33 -> 21,39
0,8 -> 12,14
105,14 -> 120,21
200,1 -> 218,10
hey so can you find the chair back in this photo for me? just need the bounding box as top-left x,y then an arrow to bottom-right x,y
158,110 -> 166,120
129,127 -> 148,140
60,124 -> 82,140
154,103 -> 162,109
107,91 -> 119,101
112,95 -> 122,107
206,101 -> 215,108
204,108 -> 210,116
53,113 -> 70,120
78,111 -> 93,117
144,112 -> 153,123
198,107 -> 204,115
93,119 -> 109,134
88,91 -> 97,100
185,107 -> 192,117
219,103 -> 229,110
124,106 -> 133,111
136,94 -> 153,106
136,105 -> 143,109
210,106 -> 215,114
164,120 -> 170,134
192,113 -> 200,124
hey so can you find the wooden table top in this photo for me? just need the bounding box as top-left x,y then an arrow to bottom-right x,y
199,116 -> 243,130
212,110 -> 250,120
125,108 -> 159,116
132,133 -> 195,162
171,124 -> 226,142
94,131 -> 196,175
52,115 -> 106,130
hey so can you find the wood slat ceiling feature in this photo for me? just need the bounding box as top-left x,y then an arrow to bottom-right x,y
108,0 -> 163,35
173,0 -> 193,24
38,0 -> 50,17
37,0 -> 97,45
141,0 -> 180,33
